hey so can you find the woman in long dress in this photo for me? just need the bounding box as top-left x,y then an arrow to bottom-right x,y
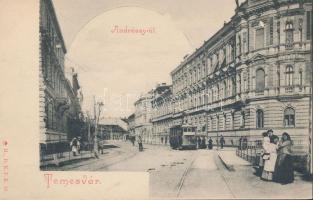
261,135 -> 279,181
274,132 -> 294,184
258,132 -> 269,177
70,137 -> 78,156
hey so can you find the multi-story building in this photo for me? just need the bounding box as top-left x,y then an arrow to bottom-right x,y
170,0 -> 312,154
151,83 -> 173,145
134,90 -> 153,143
39,0 -> 83,155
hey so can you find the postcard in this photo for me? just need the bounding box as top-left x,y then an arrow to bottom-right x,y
0,0 -> 312,199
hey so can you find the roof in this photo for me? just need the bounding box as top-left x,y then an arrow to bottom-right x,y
98,117 -> 128,131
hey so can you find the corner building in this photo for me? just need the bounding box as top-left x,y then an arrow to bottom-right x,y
134,91 -> 153,143
171,0 -> 312,153
151,83 -> 173,145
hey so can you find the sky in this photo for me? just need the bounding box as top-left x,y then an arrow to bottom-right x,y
52,0 -> 240,118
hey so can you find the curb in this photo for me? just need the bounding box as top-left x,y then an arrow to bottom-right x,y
217,154 -> 235,171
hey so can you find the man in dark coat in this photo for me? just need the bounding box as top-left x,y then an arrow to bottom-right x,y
220,135 -> 225,149
208,137 -> 213,150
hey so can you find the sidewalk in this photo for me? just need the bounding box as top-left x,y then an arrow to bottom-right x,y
40,150 -> 95,167
40,140 -> 122,168
216,148 -> 251,171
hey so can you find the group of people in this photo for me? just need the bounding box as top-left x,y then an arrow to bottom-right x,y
197,137 -> 207,149
70,137 -> 81,156
259,129 -> 294,184
197,136 -> 225,149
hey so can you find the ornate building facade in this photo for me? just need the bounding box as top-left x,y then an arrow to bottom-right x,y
134,90 -> 153,143
39,0 -> 83,150
169,0 -> 312,154
151,83 -> 173,145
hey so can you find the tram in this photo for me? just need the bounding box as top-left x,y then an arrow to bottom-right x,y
169,125 -> 197,150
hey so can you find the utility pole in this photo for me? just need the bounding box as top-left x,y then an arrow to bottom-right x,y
93,96 -> 104,159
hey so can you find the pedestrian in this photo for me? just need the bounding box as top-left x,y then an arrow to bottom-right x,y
267,129 -> 277,143
77,136 -> 81,154
220,135 -> 225,149
261,135 -> 279,181
201,137 -> 206,149
131,136 -> 135,146
243,136 -> 248,150
258,132 -> 269,177
137,136 -> 143,152
197,137 -> 201,149
238,136 -> 242,150
70,137 -> 78,156
274,132 -> 294,184
208,137 -> 213,150
178,135 -> 183,149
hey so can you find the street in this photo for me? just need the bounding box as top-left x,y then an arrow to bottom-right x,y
45,141 -> 312,199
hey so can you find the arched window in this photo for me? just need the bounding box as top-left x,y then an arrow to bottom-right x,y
284,108 -> 295,127
286,65 -> 294,86
256,109 -> 264,128
256,68 -> 265,92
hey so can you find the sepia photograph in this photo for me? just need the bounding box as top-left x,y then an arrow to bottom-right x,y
31,0 -> 313,199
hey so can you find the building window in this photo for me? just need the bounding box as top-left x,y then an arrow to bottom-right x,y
238,35 -> 242,55
231,40 -> 235,60
242,32 -> 247,53
284,107 -> 295,127
299,70 -> 303,87
232,77 -> 236,96
256,109 -> 264,128
285,21 -> 294,49
255,28 -> 264,49
277,71 -> 280,87
240,112 -> 245,128
269,17 -> 274,45
277,21 -> 281,44
256,68 -> 265,92
299,18 -> 303,44
223,81 -> 227,98
285,65 -> 294,86
307,11 -> 312,40
231,113 -> 234,130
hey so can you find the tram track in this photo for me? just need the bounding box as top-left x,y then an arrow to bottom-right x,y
175,150 -> 198,198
